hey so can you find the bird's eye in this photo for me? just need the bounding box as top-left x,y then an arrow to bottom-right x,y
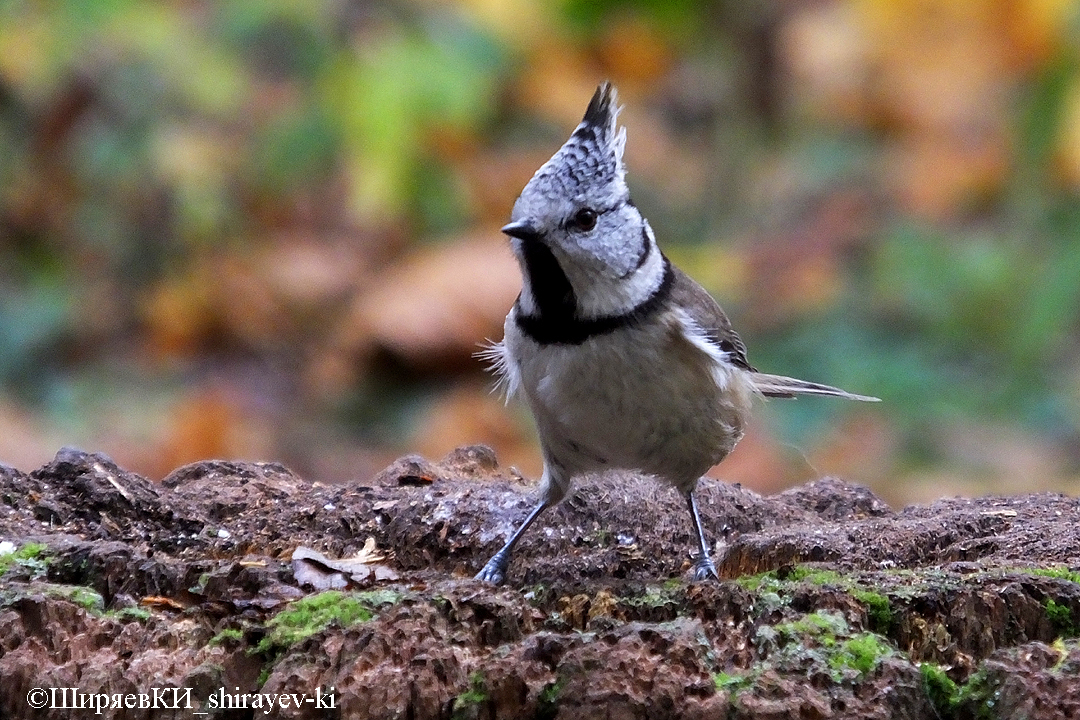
571,208 -> 597,232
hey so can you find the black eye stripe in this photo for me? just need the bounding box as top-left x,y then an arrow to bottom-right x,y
633,223 -> 652,270
596,198 -> 626,215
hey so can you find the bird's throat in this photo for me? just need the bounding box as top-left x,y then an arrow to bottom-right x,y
518,239 -> 578,322
515,249 -> 674,346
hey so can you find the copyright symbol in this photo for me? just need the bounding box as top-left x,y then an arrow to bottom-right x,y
27,688 -> 48,709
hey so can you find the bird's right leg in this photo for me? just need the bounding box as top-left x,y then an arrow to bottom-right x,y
474,500 -> 550,585
476,460 -> 569,585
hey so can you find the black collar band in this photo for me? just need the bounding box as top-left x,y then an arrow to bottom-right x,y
516,256 -> 674,346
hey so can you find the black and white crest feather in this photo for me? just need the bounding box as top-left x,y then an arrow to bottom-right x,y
524,82 -> 627,208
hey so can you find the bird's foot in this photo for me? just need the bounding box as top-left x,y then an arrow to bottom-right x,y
475,549 -> 511,585
690,555 -> 719,582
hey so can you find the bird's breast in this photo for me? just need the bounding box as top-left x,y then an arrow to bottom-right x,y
503,308 -> 753,485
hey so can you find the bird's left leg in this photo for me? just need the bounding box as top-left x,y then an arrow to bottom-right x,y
684,490 -> 719,581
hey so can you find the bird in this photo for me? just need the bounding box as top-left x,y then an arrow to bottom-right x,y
475,82 -> 878,585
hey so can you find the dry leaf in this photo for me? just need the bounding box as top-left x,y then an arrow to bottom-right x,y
291,543 -> 400,591
140,595 -> 188,611
353,536 -> 388,564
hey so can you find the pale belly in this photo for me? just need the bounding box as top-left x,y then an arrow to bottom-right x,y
506,314 -> 753,488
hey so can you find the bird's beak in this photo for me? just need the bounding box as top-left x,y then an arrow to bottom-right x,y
501,220 -> 541,242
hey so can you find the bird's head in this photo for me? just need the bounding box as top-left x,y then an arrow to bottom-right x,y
504,82 -> 662,320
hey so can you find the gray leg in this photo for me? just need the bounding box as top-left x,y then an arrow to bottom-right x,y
685,490 -> 718,581
475,501 -> 550,584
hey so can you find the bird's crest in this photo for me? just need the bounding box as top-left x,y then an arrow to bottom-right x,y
526,82 -> 627,204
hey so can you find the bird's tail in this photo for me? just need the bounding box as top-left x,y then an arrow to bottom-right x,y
750,373 -> 880,402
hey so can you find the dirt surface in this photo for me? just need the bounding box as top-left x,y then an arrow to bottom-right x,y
1,445 -> 1079,719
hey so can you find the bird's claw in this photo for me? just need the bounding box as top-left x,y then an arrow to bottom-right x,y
475,550 -> 510,585
691,556 -> 719,582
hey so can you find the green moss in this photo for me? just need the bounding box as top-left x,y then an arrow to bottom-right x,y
1048,638 -> 1080,676
451,671 -> 487,720
920,662 -> 960,715
1045,598 -> 1078,637
1050,637 -> 1071,673
253,589 -> 403,655
0,542 -> 50,578
786,567 -> 843,585
779,609 -> 850,640
107,606 -> 151,623
852,589 -> 893,633
735,570 -> 781,594
787,568 -> 893,634
189,573 -> 211,594
939,642 -> 1080,719
735,570 -> 791,617
735,565 -> 898,634
768,611 -> 894,681
536,677 -> 564,720
830,633 -> 892,676
210,627 -> 244,646
623,584 -> 681,611
45,584 -> 105,614
68,586 -> 105,613
954,667 -> 998,720
713,671 -> 755,693
2,579 -> 145,621
1025,566 -> 1080,585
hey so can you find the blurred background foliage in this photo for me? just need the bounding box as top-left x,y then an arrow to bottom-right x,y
2,0 -> 1080,505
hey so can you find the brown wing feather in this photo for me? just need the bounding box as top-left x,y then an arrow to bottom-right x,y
668,265 -> 879,401
668,265 -> 758,373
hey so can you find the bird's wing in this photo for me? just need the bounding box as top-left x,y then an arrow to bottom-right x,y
668,265 -> 879,401
668,265 -> 757,373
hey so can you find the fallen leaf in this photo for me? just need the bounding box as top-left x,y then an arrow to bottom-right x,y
352,536 -> 388,564
140,595 -> 188,611
291,544 -> 400,591
292,555 -> 350,591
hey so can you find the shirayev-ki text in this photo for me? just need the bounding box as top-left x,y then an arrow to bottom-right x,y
26,685 -> 337,714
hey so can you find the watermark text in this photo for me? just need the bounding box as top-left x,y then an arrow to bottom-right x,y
26,686 -> 337,715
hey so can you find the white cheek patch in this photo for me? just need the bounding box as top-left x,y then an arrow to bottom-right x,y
567,236 -> 664,320
571,268 -> 651,319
